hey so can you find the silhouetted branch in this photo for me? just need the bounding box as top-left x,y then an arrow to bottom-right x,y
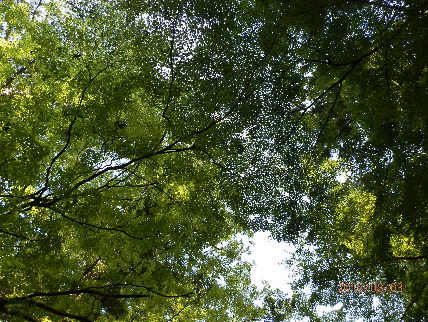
58,212 -> 147,241
28,300 -> 92,322
17,283 -> 194,300
400,281 -> 428,322
0,229 -> 36,241
31,0 -> 43,21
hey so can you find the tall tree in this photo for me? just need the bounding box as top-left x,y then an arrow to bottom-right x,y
2,0 -> 428,321
235,0 -> 428,320
0,0 -> 284,320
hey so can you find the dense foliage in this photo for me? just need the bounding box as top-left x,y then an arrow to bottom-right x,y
1,0 -> 427,321
0,0 -> 274,320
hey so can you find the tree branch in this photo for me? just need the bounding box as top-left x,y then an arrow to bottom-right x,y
31,0 -> 43,21
285,46 -> 380,143
68,140 -> 194,194
400,281 -> 428,322
304,82 -> 342,171
30,116 -> 77,205
18,283 -> 193,300
0,229 -> 36,241
57,211 -> 147,241
28,300 -> 92,322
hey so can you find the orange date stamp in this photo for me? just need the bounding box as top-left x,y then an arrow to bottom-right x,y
338,282 -> 402,293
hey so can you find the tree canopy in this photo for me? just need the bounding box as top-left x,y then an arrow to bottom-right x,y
1,0 -> 427,321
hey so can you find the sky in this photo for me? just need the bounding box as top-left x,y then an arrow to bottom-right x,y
237,165 -> 367,322
240,232 -> 294,296
240,228 -> 352,321
236,169 -> 349,312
